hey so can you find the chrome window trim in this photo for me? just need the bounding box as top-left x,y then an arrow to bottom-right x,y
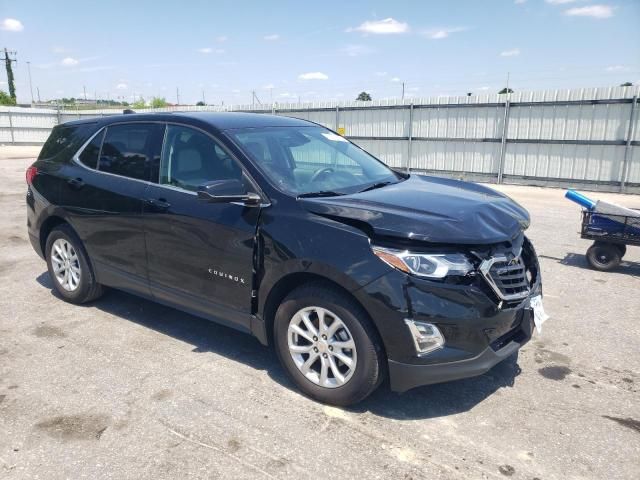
71,120 -> 270,205
479,255 -> 530,302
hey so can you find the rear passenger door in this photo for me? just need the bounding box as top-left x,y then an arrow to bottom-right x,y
143,124 -> 262,331
59,122 -> 164,294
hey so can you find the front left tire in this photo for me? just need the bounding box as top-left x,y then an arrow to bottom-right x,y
45,224 -> 104,304
273,282 -> 385,406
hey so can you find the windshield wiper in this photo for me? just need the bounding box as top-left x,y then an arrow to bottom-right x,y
358,181 -> 394,193
297,190 -> 346,199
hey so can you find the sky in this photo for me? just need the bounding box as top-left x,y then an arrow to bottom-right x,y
0,0 -> 639,105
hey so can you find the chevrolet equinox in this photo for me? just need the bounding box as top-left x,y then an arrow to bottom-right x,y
27,112 -> 543,406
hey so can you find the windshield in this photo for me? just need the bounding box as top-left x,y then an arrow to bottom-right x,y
227,126 -> 401,196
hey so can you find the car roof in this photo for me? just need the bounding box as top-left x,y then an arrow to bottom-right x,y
62,111 -> 314,132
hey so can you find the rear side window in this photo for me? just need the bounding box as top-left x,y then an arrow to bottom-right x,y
38,124 -> 94,163
77,130 -> 105,169
99,123 -> 163,181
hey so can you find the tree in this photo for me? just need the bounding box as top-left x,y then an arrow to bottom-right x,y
132,98 -> 146,109
620,82 -> 633,87
3,49 -> 16,102
196,100 -> 205,106
150,97 -> 168,108
0,90 -> 15,105
498,87 -> 514,94
356,91 -> 372,101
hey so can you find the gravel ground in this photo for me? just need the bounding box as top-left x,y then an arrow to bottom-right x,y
1,147 -> 639,479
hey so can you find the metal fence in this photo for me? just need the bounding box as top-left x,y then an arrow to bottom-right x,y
2,86 -> 639,193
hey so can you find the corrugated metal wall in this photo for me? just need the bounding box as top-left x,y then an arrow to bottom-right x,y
2,86 -> 639,192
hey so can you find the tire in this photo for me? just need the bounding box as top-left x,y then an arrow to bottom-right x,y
273,282 -> 384,406
615,244 -> 627,258
45,224 -> 104,304
586,242 -> 621,271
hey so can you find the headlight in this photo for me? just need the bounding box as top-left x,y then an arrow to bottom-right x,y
372,246 -> 473,279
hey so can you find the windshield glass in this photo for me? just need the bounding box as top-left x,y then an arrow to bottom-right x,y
227,126 -> 400,196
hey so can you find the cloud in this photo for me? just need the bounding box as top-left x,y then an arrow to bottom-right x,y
298,72 -> 329,80
390,77 -> 401,82
51,46 -> 67,54
546,0 -> 580,4
348,18 -> 409,35
197,47 -> 224,54
61,57 -> 79,66
341,44 -> 374,56
1,18 -> 23,31
564,5 -> 614,18
116,83 -> 128,90
605,65 -> 627,72
375,71 -> 388,77
216,35 -> 228,42
264,34 -> 280,41
500,48 -> 521,57
262,83 -> 275,89
514,0 -> 527,4
423,27 -> 467,39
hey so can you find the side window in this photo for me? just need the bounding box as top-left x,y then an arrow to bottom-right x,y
77,129 -> 105,169
159,125 -> 242,192
39,123 -> 94,163
99,123 -> 163,181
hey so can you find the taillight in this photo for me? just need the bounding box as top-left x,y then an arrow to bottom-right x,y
26,166 -> 38,185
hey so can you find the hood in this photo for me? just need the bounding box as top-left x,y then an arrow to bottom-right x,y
299,175 -> 530,245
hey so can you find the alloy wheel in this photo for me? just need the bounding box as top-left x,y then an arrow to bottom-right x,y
51,238 -> 81,292
287,306 -> 358,388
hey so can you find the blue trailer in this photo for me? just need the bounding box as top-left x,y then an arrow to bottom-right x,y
566,190 -> 640,271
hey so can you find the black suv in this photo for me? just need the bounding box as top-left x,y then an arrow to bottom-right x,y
27,112 -> 543,405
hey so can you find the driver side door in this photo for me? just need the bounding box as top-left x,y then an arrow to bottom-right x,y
143,123 -> 262,331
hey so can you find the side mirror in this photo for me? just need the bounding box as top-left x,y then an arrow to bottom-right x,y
197,179 -> 261,205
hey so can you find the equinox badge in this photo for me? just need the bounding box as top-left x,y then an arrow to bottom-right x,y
208,268 -> 245,284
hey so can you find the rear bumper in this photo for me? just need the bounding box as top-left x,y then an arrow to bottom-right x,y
388,309 -> 534,392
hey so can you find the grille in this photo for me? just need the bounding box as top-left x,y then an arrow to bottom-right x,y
480,256 -> 530,301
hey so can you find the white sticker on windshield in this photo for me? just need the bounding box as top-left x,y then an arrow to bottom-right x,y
322,132 -> 348,142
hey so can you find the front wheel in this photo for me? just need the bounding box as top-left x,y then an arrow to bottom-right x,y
586,242 -> 621,271
274,283 -> 384,406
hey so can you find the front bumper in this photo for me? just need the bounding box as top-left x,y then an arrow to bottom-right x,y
354,263 -> 541,392
388,308 -> 534,392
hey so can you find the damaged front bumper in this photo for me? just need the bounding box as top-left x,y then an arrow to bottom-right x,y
354,249 -> 541,393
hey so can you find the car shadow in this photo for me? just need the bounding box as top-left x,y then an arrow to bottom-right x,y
539,252 -> 640,276
36,272 -> 523,420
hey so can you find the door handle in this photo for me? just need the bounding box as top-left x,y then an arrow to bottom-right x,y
67,177 -> 85,190
145,198 -> 171,211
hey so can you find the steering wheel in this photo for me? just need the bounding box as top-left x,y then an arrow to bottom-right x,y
310,167 -> 335,183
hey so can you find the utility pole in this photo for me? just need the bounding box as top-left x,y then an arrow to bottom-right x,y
37,87 -> 41,103
83,85 -> 87,101
2,48 -> 17,102
401,82 -> 405,101
26,61 -> 34,104
251,90 -> 262,107
202,90 -> 206,105
176,87 -> 180,105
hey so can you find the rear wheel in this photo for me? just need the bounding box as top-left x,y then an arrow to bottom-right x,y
586,242 -> 621,271
45,224 -> 104,304
274,283 -> 384,406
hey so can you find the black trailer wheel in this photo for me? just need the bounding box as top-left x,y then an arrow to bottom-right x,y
615,244 -> 627,258
586,242 -> 621,271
